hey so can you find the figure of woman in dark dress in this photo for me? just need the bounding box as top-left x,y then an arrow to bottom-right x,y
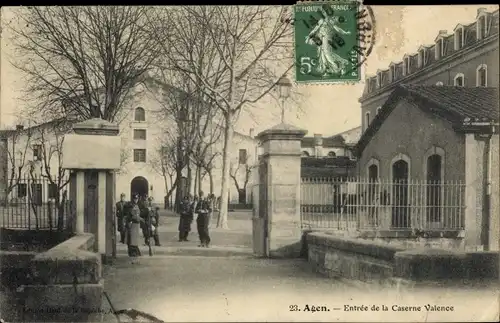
126,194 -> 145,262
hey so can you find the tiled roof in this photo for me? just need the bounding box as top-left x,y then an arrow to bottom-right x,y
301,166 -> 356,178
301,156 -> 356,168
402,85 -> 499,122
301,136 -> 345,148
355,85 -> 499,155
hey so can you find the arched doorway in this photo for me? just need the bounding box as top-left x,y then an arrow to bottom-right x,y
392,159 -> 409,228
130,176 -> 149,199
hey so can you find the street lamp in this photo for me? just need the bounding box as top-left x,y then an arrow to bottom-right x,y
277,76 -> 292,123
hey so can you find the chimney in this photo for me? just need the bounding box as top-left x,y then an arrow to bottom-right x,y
249,128 -> 254,138
438,30 -> 448,37
477,8 -> 487,15
313,134 -> 323,157
15,125 -> 24,131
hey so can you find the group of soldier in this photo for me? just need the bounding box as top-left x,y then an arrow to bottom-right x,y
115,193 -> 161,261
115,191 -> 219,261
179,191 -> 218,248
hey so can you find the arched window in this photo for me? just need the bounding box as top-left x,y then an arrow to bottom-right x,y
327,151 -> 336,157
376,107 -> 382,115
476,64 -> 487,87
423,146 -> 445,226
390,153 -> 411,228
301,151 -> 310,157
453,73 -> 465,87
436,81 -> 444,86
134,107 -> 146,122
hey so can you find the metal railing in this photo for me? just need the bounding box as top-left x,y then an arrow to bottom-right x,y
300,177 -> 466,232
1,176 -> 74,231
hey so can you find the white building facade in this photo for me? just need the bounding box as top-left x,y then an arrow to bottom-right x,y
0,79 -> 258,205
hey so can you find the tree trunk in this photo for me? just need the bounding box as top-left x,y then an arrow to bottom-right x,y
197,166 -> 202,195
217,114 -> 233,229
193,165 -> 198,196
208,170 -> 214,195
174,167 -> 183,213
187,160 -> 193,195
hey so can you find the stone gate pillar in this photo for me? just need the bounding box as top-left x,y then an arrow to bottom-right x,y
62,118 -> 121,262
255,123 -> 307,258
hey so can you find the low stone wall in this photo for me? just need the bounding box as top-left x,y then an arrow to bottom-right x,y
19,233 -> 103,322
357,229 -> 466,250
306,232 -> 499,288
306,232 -> 403,284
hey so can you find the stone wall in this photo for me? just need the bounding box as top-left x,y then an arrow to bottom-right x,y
305,231 -> 499,289
19,233 -> 103,322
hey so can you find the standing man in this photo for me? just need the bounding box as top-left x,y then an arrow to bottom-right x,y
195,191 -> 212,248
148,197 -> 161,246
116,193 -> 127,244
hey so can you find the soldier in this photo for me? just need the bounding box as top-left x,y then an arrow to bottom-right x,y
195,191 -> 212,247
178,195 -> 193,241
116,193 -> 127,244
148,197 -> 161,246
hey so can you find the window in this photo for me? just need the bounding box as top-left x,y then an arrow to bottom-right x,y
17,184 -> 27,198
403,57 -> 410,76
133,129 -> 147,140
418,48 -> 425,67
48,184 -> 58,199
436,81 -> 444,86
454,27 -> 464,50
133,149 -> 147,163
32,144 -> 42,160
477,15 -> 487,40
390,65 -> 396,81
368,164 -> 378,181
238,149 -> 247,165
454,73 -> 464,87
365,112 -> 371,130
134,107 -> 146,122
327,151 -> 336,157
476,64 -> 487,87
376,107 -> 382,115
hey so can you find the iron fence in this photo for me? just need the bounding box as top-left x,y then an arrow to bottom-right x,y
300,177 -> 466,232
1,176 -> 74,231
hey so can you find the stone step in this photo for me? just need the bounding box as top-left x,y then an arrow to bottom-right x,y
116,244 -> 254,258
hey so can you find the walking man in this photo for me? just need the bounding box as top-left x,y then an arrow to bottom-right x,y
116,193 -> 127,244
196,191 -> 212,247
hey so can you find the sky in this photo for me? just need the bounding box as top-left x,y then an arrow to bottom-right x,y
1,5 -> 498,137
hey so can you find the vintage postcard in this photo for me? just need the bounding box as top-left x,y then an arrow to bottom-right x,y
0,3 -> 498,323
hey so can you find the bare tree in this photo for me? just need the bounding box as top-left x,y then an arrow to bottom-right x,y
144,74 -> 200,211
35,119 -> 72,231
0,122 -> 33,205
149,6 -> 294,228
229,155 -> 256,205
6,6 -> 160,122
149,139 -> 177,208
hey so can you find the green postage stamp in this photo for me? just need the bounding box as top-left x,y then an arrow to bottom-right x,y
294,0 -> 375,84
